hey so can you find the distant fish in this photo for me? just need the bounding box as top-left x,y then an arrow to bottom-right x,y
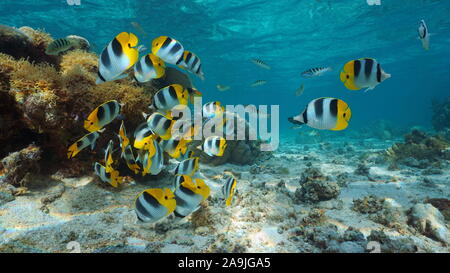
295,84 -> 305,96
151,36 -> 185,66
340,58 -> 390,92
137,45 -> 147,53
216,84 -> 230,92
251,58 -> 271,70
131,21 -> 148,37
45,37 -> 87,55
96,32 -> 139,84
418,19 -> 430,50
251,80 -> 267,87
288,97 -> 352,131
301,67 -> 332,78
134,188 -> 176,223
222,175 -> 237,207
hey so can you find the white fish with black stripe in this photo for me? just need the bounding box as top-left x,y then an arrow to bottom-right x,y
134,188 -> 176,223
288,97 -> 352,131
96,32 -> 139,84
301,67 -> 332,78
173,157 -> 200,176
340,58 -> 391,91
93,162 -> 122,188
173,177 -> 210,218
151,36 -> 185,65
179,50 -> 205,80
222,175 -> 237,207
418,19 -> 430,50
133,53 -> 165,83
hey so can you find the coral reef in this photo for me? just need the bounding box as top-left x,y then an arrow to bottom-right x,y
385,129 -> 449,168
367,230 -> 419,253
352,195 -> 384,214
0,145 -> 41,186
294,167 -> 340,203
0,26 -> 155,179
431,96 -> 450,132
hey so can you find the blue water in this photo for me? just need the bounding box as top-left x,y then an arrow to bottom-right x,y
3,0 -> 450,135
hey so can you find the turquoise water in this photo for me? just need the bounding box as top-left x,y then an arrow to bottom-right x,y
3,0 -> 450,134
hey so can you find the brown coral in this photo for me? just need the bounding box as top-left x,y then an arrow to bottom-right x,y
385,130 -> 449,166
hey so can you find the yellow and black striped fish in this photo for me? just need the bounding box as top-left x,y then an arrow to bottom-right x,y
104,140 -> 114,173
160,138 -> 189,159
141,139 -> 164,176
67,130 -> 103,159
197,136 -> 227,157
173,157 -> 199,176
145,112 -> 175,141
96,32 -> 139,84
179,50 -> 205,80
288,97 -> 351,131
149,84 -> 189,113
222,176 -> 237,207
133,53 -> 165,83
340,58 -> 391,92
122,145 -> 140,174
133,122 -> 157,152
84,100 -> 122,132
94,162 -> 123,188
134,188 -> 176,223
173,177 -> 210,218
151,36 -> 185,65
117,120 -> 129,157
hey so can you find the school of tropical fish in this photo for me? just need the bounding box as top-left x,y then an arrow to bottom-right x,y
64,17 -> 430,225
65,32 -> 235,224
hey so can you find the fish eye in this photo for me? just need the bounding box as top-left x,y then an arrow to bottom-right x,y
197,186 -> 201,189
165,196 -> 168,200
346,75 -> 349,79
90,122 -> 94,125
128,43 -> 131,47
155,43 -> 159,46
343,113 -> 347,117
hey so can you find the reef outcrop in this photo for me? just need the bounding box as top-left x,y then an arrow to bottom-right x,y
431,96 -> 450,132
385,129 -> 449,168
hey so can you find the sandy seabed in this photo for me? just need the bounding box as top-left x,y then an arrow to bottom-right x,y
0,136 -> 448,253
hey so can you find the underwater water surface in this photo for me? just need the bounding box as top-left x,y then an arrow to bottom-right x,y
0,0 -> 449,255
2,0 -> 450,132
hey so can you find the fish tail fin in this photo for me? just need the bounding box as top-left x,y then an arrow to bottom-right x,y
288,117 -> 304,126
